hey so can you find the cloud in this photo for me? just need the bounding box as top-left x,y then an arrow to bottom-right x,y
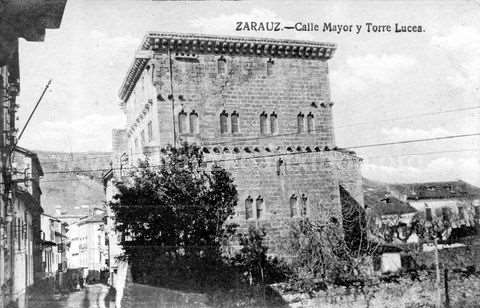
331,53 -> 416,93
431,26 -> 480,52
19,113 -> 126,152
431,26 -> 480,97
363,155 -> 480,186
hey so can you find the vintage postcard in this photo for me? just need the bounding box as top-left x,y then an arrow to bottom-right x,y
0,1 -> 479,307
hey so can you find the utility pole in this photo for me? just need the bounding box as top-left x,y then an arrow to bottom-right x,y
444,268 -> 450,308
434,238 -> 442,308
10,80 -> 51,157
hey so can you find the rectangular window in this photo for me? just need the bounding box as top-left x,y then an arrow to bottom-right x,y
17,218 -> 21,249
425,207 -> 432,222
442,207 -> 449,222
141,130 -> 145,145
147,121 -> 153,142
458,206 -> 465,220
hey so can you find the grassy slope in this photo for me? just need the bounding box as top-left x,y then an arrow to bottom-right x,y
35,151 -> 112,216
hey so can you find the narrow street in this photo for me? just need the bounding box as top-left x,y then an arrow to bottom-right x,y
29,284 -> 110,308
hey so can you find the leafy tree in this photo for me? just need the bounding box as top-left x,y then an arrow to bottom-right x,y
231,227 -> 290,286
109,143 -> 238,288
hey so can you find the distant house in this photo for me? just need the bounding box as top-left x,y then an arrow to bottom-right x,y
389,180 -> 480,229
363,185 -> 418,243
39,214 -> 68,284
67,211 -> 108,281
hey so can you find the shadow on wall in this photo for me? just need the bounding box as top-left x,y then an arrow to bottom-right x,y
120,263 -> 289,308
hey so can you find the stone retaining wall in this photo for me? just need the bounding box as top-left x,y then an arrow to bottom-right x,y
271,272 -> 480,308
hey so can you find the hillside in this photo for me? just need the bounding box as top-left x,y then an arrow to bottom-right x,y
35,151 -> 112,216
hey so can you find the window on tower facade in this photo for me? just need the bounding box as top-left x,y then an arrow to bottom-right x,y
134,138 -> 139,151
178,110 -> 187,134
218,56 -> 226,75
297,113 -> 305,133
301,194 -> 308,216
260,112 -> 268,135
140,130 -> 145,146
266,58 -> 274,76
307,112 -> 314,133
290,194 -> 298,217
220,111 -> 228,134
147,121 -> 153,142
270,112 -> 278,135
245,196 -> 253,220
189,110 -> 199,134
256,196 -> 264,219
231,111 -> 239,134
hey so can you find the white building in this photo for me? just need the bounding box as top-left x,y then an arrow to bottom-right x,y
67,212 -> 107,273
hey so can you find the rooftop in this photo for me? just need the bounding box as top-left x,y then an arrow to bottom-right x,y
77,213 -> 106,226
364,189 -> 417,216
389,180 -> 480,200
119,32 -> 337,103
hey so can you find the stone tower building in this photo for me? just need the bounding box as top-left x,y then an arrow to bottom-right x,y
117,32 -> 363,254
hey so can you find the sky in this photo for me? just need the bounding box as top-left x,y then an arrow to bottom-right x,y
15,0 -> 480,185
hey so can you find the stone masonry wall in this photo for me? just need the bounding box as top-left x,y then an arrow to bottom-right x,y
211,149 -> 362,256
150,52 -> 334,149
272,272 -> 480,308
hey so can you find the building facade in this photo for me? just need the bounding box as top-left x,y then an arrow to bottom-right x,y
103,165 -> 126,285
116,33 -> 364,254
0,2 -> 67,307
67,211 -> 108,278
8,147 -> 44,308
39,214 -> 68,285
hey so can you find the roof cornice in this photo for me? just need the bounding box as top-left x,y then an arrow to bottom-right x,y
119,32 -> 337,105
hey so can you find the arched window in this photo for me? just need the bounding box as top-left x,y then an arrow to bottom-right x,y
270,112 -> 278,135
178,110 -> 187,134
301,194 -> 308,216
231,111 -> 239,134
220,111 -> 228,134
189,110 -> 199,134
307,112 -> 314,133
245,196 -> 253,220
218,56 -> 226,75
256,196 -> 264,219
266,58 -> 274,76
260,112 -> 268,135
297,113 -> 305,133
290,194 -> 298,217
